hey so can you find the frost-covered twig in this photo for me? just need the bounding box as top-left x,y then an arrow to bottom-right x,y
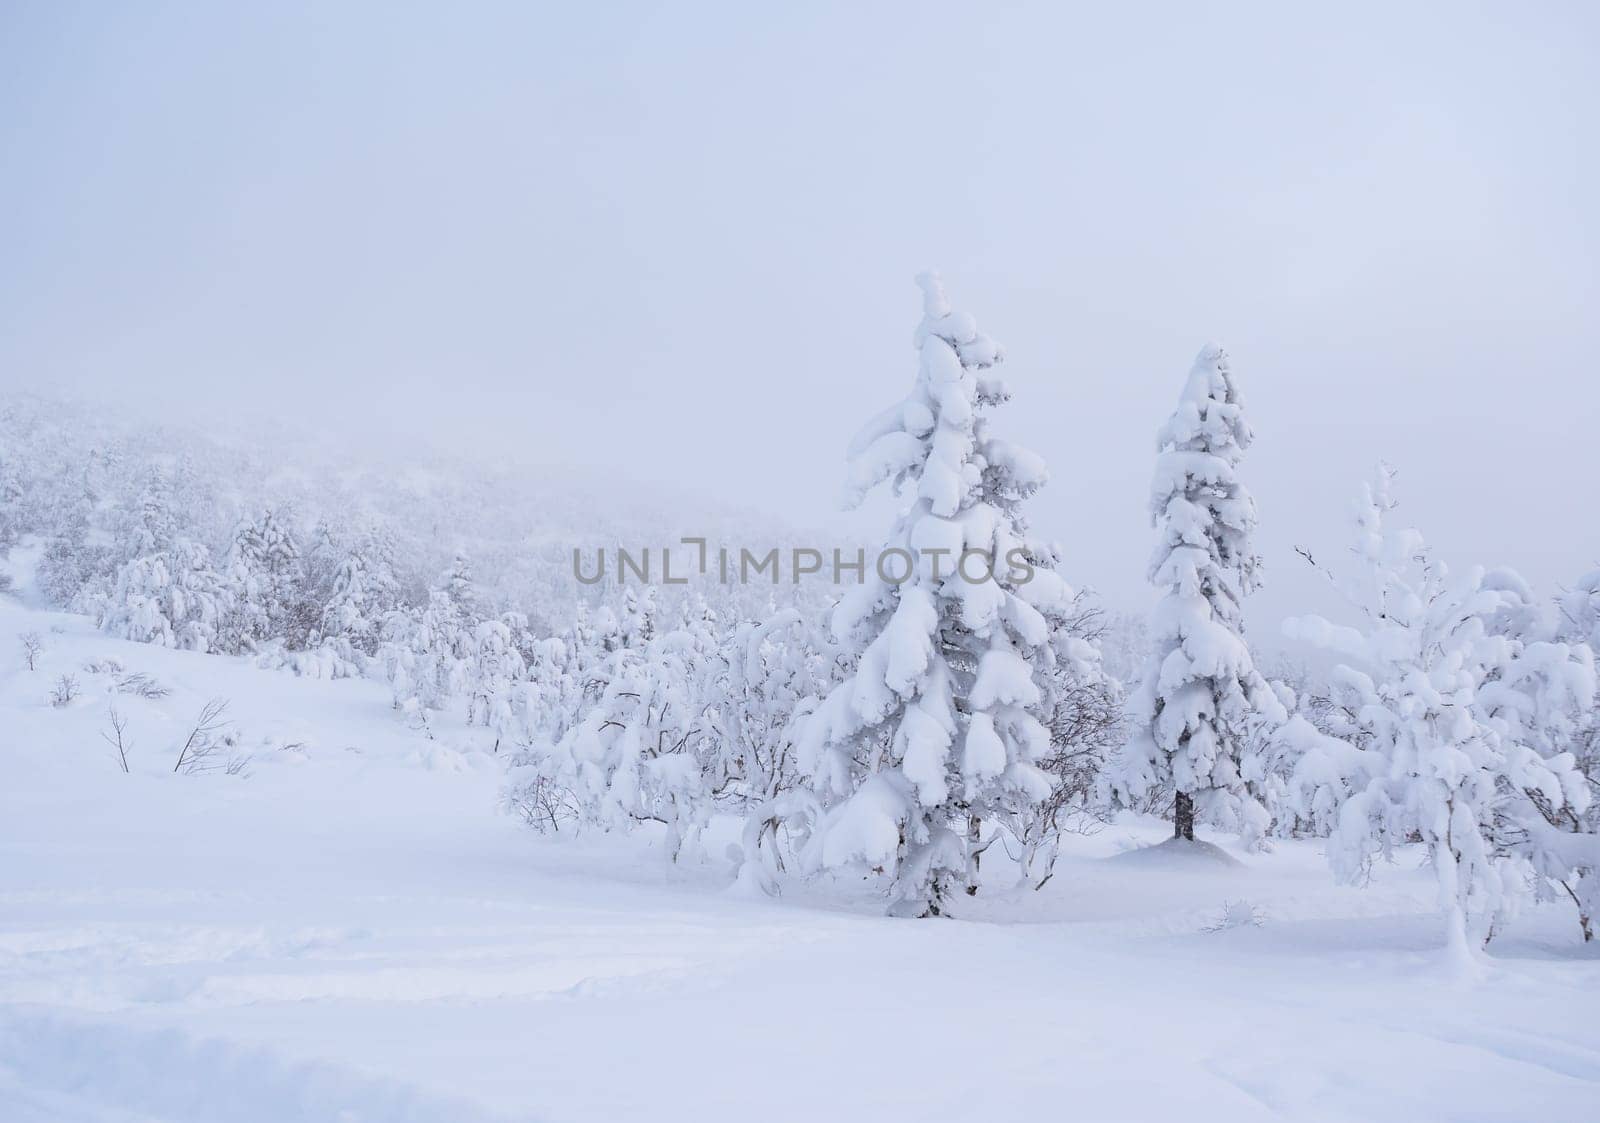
49,673 -> 79,708
114,671 -> 170,699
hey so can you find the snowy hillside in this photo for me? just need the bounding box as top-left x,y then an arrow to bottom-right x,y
3,584 -> 1597,1122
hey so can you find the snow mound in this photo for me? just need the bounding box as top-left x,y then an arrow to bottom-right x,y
1106,837 -> 1243,869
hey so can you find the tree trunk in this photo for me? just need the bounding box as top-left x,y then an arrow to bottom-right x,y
965,814 -> 982,896
1173,791 -> 1195,841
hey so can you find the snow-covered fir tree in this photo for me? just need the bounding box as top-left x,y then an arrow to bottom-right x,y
36,492 -> 108,612
301,519 -> 344,622
0,450 -> 23,551
797,273 -> 1076,916
1285,466 -> 1590,958
466,615 -> 529,751
220,509 -> 310,652
379,554 -> 482,718
444,551 -> 479,621
620,584 -> 658,647
1113,344 -> 1283,845
318,525 -> 402,657
102,468 -> 230,652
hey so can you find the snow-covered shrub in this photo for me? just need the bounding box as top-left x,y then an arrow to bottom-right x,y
522,630 -> 718,861
711,607 -> 840,894
49,673 -> 80,707
1203,899 -> 1264,932
20,630 -> 42,671
1284,466 -> 1590,957
1003,591 -> 1124,886
1473,569 -> 1600,941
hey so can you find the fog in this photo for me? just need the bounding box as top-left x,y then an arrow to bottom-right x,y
3,1 -> 1596,634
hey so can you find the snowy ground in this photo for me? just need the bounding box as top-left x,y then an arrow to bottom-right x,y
2,578 -> 1598,1121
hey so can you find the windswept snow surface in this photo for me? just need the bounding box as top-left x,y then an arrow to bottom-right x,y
1,593 -> 1597,1122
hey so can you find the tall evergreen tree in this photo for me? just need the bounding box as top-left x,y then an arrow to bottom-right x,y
798,273 -> 1072,916
221,508 -> 309,651
103,472 -> 229,653
1114,345 -> 1281,842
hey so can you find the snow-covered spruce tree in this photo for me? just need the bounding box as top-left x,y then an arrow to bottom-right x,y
37,492 -> 112,612
444,551 -> 479,622
466,615 -> 529,750
1112,344 -> 1283,845
797,273 -> 1073,917
318,526 -> 402,657
620,585 -> 658,647
319,542 -> 375,655
1284,467 -> 1589,957
220,509 -> 310,652
568,599 -> 602,694
102,468 -> 230,652
0,449 -> 23,551
379,559 -> 476,719
302,519 -> 343,614
100,470 -> 178,645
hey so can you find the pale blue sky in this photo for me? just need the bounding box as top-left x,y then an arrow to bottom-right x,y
3,1 -> 1597,632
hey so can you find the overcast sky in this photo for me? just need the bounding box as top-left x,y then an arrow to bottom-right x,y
3,1 -> 1597,635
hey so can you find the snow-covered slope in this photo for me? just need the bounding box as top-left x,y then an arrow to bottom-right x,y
2,593 -> 1597,1122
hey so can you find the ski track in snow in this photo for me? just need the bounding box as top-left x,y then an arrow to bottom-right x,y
2,596 -> 1598,1121
0,1011 -> 527,1123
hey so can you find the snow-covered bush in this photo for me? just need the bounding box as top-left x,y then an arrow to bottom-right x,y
1474,569 -> 1600,941
1284,467 -> 1590,957
380,589 -> 471,714
49,673 -> 80,707
712,607 -> 840,894
522,630 -> 718,861
20,630 -> 42,671
1003,590 -> 1124,886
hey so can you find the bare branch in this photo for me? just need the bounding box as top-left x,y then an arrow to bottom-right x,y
174,697 -> 232,774
20,631 -> 42,672
101,703 -> 132,774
